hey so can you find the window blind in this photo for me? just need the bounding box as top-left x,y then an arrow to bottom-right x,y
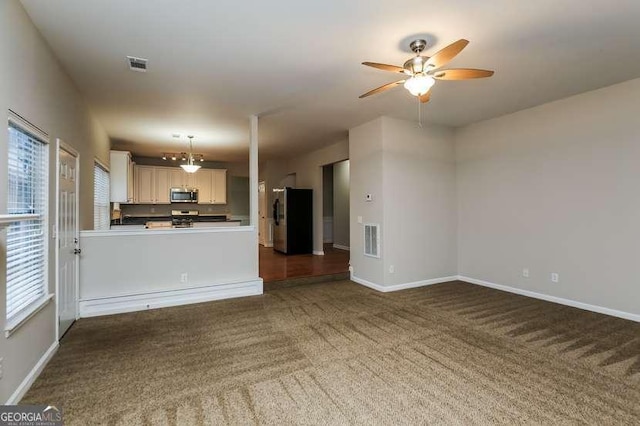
6,122 -> 48,322
93,163 -> 110,230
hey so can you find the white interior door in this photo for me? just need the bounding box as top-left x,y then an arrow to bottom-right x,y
258,181 -> 266,245
57,142 -> 79,339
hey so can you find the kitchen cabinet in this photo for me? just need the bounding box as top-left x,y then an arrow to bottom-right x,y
168,168 -> 196,188
212,169 -> 227,204
134,165 -> 171,204
169,169 -> 185,189
135,166 -> 155,204
196,169 -> 227,204
132,165 -> 226,205
196,169 -> 213,204
155,168 -> 171,203
110,150 -> 134,203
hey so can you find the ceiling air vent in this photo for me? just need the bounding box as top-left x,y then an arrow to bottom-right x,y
127,56 -> 148,72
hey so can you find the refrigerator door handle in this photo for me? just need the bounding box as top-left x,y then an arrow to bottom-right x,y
273,199 -> 280,226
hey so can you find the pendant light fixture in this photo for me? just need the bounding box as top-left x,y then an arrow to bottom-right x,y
180,135 -> 201,173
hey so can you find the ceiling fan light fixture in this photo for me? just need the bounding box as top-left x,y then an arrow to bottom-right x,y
404,74 -> 435,96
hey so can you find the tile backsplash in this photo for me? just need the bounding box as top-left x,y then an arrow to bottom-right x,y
119,203 -> 229,217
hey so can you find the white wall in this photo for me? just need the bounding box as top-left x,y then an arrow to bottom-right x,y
456,77 -> 640,317
350,117 -> 457,289
382,117 -> 457,286
349,118 -> 385,284
0,0 -> 110,403
79,228 -> 261,316
333,160 -> 350,249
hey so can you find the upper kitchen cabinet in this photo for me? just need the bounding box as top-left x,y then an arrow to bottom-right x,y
212,169 -> 227,204
196,169 -> 213,204
131,165 -> 226,204
155,167 -> 171,203
169,168 -> 185,189
135,165 -> 172,204
135,165 -> 155,204
197,168 -> 227,204
168,168 -> 197,189
110,150 -> 134,203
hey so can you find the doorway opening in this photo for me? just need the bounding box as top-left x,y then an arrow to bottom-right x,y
325,160 -> 350,252
257,161 -> 350,285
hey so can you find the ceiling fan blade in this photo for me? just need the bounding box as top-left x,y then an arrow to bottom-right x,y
425,39 -> 469,70
359,80 -> 405,98
362,62 -> 405,73
419,90 -> 431,103
433,68 -> 494,80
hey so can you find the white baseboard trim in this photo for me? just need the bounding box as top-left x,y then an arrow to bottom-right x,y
457,275 -> 640,323
351,273 -> 457,293
79,279 -> 263,318
6,341 -> 58,404
332,244 -> 350,251
313,250 -> 325,256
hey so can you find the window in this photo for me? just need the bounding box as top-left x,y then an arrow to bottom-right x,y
6,120 -> 48,325
93,162 -> 110,230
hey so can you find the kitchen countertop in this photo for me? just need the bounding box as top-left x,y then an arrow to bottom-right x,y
114,214 -> 239,226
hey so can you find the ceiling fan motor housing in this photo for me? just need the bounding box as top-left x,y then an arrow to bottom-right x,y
409,39 -> 428,54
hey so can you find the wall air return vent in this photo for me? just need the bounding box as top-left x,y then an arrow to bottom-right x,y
364,223 -> 380,258
127,56 -> 148,72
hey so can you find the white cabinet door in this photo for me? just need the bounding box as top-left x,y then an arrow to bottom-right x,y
196,169 -> 213,204
169,169 -> 185,189
212,169 -> 227,204
127,159 -> 135,202
109,150 -> 133,203
184,171 -> 197,189
135,165 -> 155,204
155,167 -> 171,204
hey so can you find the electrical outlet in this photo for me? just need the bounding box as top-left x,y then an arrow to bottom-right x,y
180,273 -> 188,283
551,273 -> 559,283
522,268 -> 529,278
389,265 -> 395,274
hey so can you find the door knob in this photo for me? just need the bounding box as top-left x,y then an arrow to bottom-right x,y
74,248 -> 82,255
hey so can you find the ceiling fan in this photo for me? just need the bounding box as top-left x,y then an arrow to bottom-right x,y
359,39 -> 494,103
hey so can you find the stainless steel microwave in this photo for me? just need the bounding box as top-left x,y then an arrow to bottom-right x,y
170,187 -> 198,203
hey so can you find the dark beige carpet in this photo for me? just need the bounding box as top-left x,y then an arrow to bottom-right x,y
22,280 -> 640,424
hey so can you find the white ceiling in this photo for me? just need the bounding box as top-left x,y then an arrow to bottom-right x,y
21,0 -> 640,161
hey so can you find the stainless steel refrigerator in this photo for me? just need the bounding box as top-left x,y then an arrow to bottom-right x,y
272,188 -> 313,254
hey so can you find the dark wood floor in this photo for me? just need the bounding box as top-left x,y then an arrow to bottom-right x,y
259,244 -> 350,283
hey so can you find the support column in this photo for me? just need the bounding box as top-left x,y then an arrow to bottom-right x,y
249,115 -> 259,277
